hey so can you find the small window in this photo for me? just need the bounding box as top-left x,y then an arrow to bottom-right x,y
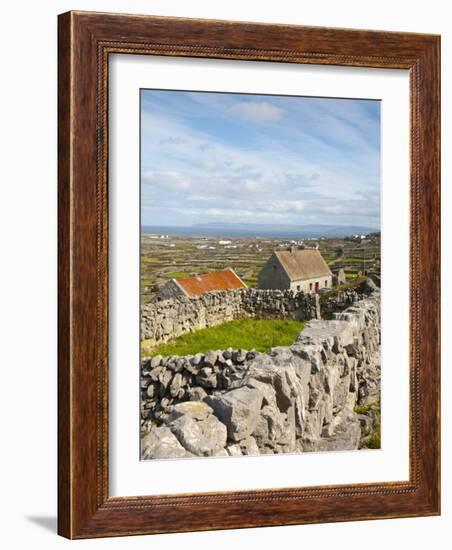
309,283 -> 313,290
273,264 -> 277,271
296,285 -> 300,291
325,280 -> 328,287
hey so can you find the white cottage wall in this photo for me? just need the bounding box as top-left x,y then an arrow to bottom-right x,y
290,275 -> 333,293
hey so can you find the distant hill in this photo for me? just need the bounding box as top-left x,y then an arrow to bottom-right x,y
142,222 -> 379,238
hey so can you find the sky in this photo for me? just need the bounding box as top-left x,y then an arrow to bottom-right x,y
140,89 -> 380,229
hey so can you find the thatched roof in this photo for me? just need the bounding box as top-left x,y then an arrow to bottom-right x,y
175,268 -> 247,297
275,249 -> 332,281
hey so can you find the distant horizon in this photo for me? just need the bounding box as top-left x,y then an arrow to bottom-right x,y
141,90 -> 381,229
141,222 -> 379,239
141,221 -> 379,230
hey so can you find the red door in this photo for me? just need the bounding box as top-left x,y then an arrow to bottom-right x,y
314,281 -> 319,293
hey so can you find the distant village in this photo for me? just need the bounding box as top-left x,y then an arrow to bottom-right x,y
142,231 -> 381,304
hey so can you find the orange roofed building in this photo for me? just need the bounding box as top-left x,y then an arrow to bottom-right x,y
155,268 -> 247,300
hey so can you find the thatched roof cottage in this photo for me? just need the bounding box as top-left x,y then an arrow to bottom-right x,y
258,248 -> 332,294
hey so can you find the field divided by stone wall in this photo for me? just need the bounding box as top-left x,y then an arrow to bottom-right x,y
141,288 -> 320,347
140,283 -> 380,458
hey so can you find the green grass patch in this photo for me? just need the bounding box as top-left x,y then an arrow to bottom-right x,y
354,403 -> 374,415
354,402 -> 381,449
140,278 -> 156,285
147,318 -> 305,357
141,257 -> 162,264
165,271 -> 190,278
367,424 -> 381,449
341,256 -> 374,262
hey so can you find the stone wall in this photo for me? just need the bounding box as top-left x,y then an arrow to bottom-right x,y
320,288 -> 361,316
141,288 -> 320,346
319,278 -> 378,317
140,286 -> 380,459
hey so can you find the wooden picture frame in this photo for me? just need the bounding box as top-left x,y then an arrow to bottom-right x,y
58,11 -> 440,539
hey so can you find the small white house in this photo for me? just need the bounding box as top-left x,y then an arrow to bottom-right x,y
258,248 -> 333,294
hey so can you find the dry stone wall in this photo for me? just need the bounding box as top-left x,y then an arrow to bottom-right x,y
320,288 -> 361,316
140,285 -> 380,459
141,288 -> 320,346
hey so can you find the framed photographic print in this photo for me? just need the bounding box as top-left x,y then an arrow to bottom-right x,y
58,11 -> 440,538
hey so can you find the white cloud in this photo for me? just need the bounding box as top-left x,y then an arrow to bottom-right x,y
227,101 -> 286,123
142,171 -> 191,191
140,92 -> 380,227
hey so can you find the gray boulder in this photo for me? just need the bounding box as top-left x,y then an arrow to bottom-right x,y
150,355 -> 162,368
316,416 -> 362,452
169,372 -> 185,397
239,436 -> 260,456
203,350 -> 218,367
141,426 -> 192,459
252,405 -> 286,446
166,411 -> 227,456
171,400 -> 213,421
186,387 -> 208,402
206,386 -> 263,442
226,444 -> 242,456
196,367 -> 218,389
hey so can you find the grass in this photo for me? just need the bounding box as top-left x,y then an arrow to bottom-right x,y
340,256 -> 374,262
165,270 -> 190,278
145,318 -> 305,357
354,402 -> 381,449
141,278 -> 156,286
367,424 -> 381,449
141,257 -> 162,264
354,403 -> 375,415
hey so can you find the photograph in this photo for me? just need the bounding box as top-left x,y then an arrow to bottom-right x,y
139,89 -> 382,460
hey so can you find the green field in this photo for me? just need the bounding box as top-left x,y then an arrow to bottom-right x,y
140,232 -> 380,303
148,318 -> 305,356
165,270 -> 190,278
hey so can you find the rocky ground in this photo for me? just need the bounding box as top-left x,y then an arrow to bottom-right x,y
140,280 -> 380,459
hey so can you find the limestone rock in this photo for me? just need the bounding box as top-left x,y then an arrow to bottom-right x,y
316,417 -> 362,452
206,386 -> 263,442
150,355 -> 162,368
239,436 -> 260,456
165,412 -> 227,456
169,372 -> 184,397
203,350 -> 218,367
146,384 -> 157,398
171,400 -> 213,421
226,444 -> 242,456
196,367 -> 217,389
187,387 -> 208,402
141,426 -> 192,459
252,404 -> 287,448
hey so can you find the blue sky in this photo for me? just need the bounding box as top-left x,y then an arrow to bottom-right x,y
141,89 -> 380,228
